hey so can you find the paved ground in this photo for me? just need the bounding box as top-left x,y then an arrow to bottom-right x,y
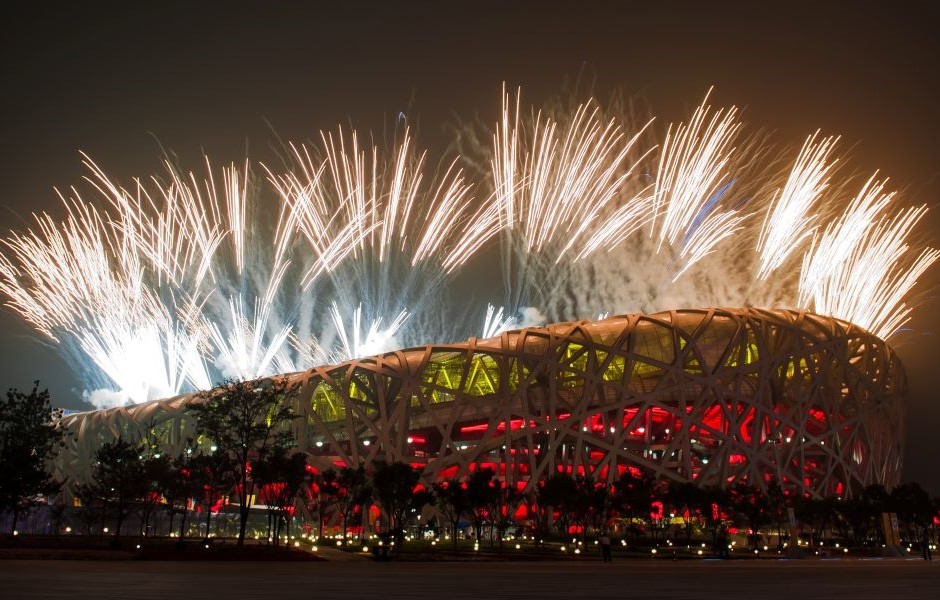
2,558 -> 939,599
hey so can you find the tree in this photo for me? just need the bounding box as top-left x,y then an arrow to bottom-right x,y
310,468 -> 341,540
538,471 -> 578,536
765,479 -> 789,546
77,438 -> 148,543
857,484 -> 890,544
890,482 -> 934,541
253,446 -> 309,545
570,475 -> 609,540
489,481 -> 523,547
613,468 -> 656,546
698,486 -> 729,547
186,447 -> 233,540
727,480 -> 770,549
665,481 -> 703,544
334,466 -> 371,541
161,446 -> 207,540
0,381 -> 66,533
372,461 -> 434,550
434,479 -> 471,552
794,495 -> 837,546
191,377 -> 298,545
466,467 -> 498,542
138,451 -> 172,537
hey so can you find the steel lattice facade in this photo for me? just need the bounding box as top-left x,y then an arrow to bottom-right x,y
55,307 -> 905,499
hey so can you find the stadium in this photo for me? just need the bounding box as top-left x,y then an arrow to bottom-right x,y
55,306 -> 905,500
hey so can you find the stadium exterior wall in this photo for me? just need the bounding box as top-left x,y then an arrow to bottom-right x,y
55,307 -> 906,499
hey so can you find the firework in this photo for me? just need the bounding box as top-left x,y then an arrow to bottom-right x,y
330,302 -> 410,361
481,304 -> 517,339
756,131 -> 839,280
798,175 -> 939,339
472,88 -> 936,337
1,86 -> 935,409
651,89 -> 747,279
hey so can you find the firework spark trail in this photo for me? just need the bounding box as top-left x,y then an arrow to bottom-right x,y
1,86 -> 937,409
76,293 -> 206,406
264,148 -> 372,287
652,89 -> 746,274
186,160 -> 302,380
102,157 -> 290,384
492,84 -> 521,228
0,186 -> 212,406
477,87 -> 937,335
166,154 -> 375,379
0,151 -> 371,404
800,199 -> 939,339
481,304 -> 517,339
671,208 -> 745,281
440,198 -> 503,275
798,174 -> 896,308
491,87 -> 656,260
316,127 -> 499,270
203,295 -> 293,380
489,87 -> 659,320
330,302 -> 410,361
272,126 -> 501,351
573,186 -> 654,260
756,132 -> 839,280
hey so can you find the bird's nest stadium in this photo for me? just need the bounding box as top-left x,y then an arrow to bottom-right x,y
55,307 -> 905,499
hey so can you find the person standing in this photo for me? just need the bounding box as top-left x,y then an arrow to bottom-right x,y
923,525 -> 933,561
600,532 -> 612,562
716,524 -> 730,559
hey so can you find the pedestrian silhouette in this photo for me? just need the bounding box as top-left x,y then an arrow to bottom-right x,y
600,532 -> 612,562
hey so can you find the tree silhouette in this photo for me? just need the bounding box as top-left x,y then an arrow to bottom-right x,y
372,461 -> 433,550
335,466 -> 371,541
613,468 -> 655,546
727,480 -> 770,549
310,468 -> 340,540
665,481 -> 702,544
890,482 -> 934,541
0,381 -> 66,533
77,438 -> 148,543
161,445 -> 206,540
539,471 -> 578,536
186,447 -> 233,540
191,377 -> 298,545
434,479 -> 471,552
253,446 -> 308,545
466,467 -> 498,543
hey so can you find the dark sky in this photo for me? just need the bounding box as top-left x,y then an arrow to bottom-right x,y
2,1 -> 938,491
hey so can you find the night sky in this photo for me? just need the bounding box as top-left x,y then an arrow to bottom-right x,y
2,1 -> 938,492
